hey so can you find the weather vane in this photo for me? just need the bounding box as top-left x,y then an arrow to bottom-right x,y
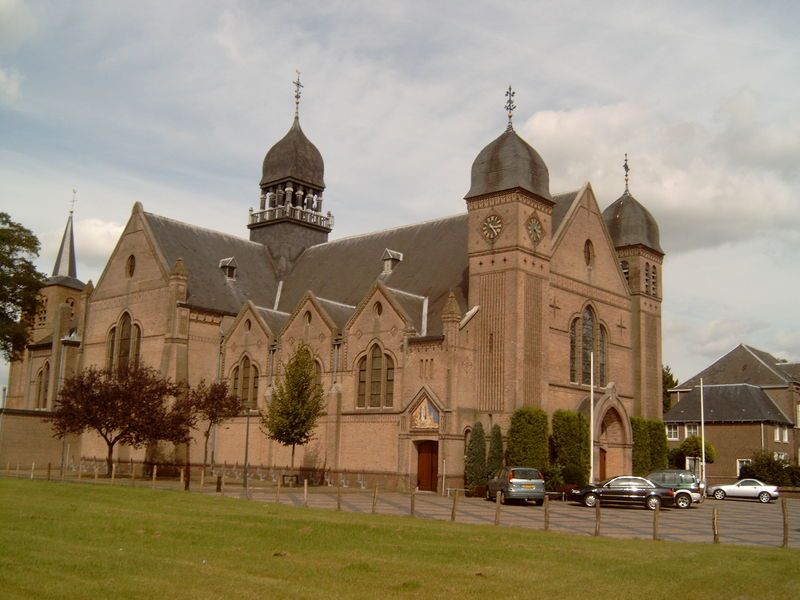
70,188 -> 77,214
293,69 -> 303,117
505,85 -> 516,130
623,154 -> 630,193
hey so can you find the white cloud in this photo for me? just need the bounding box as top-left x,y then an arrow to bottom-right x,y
0,66 -> 20,105
0,0 -> 36,51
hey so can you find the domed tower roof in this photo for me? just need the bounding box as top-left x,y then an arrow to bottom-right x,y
260,115 -> 325,190
464,126 -> 551,200
602,190 -> 663,254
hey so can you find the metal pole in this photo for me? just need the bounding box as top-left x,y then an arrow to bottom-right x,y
589,351 -> 594,483
700,378 -> 706,482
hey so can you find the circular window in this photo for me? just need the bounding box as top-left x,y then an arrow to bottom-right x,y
373,301 -> 383,317
583,240 -> 594,267
126,255 -> 136,278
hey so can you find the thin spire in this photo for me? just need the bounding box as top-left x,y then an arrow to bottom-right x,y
293,69 -> 303,118
52,196 -> 77,279
505,85 -> 516,131
623,153 -> 630,193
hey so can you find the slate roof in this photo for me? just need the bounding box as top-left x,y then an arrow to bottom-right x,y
315,297 -> 355,332
602,190 -> 663,254
254,306 -> 290,336
464,127 -> 551,201
278,214 -> 469,336
144,212 -> 279,316
551,190 -> 581,232
261,116 -> 325,190
678,344 -> 795,388
664,384 -> 792,425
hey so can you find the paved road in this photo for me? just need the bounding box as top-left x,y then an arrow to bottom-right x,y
221,485 -> 800,549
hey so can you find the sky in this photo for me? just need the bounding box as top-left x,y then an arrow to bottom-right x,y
1,0 -> 799,392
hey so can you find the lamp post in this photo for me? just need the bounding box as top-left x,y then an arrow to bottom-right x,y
242,408 -> 254,498
589,351 -> 594,484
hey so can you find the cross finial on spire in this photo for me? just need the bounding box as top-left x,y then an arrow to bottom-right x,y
70,188 -> 77,214
623,154 -> 630,193
293,70 -> 303,117
505,85 -> 516,131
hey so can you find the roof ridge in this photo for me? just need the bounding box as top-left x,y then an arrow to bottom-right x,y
144,211 -> 265,247
384,286 -> 426,301
309,212 -> 468,247
315,297 -> 357,309
253,305 -> 290,316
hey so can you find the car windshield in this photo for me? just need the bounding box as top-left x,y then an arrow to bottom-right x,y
511,469 -> 542,480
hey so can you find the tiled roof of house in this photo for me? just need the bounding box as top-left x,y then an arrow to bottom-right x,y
664,383 -> 792,425
678,344 -> 795,388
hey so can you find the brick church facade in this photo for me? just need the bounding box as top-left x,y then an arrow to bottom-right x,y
2,92 -> 665,491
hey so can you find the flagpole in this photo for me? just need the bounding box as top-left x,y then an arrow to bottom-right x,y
589,351 -> 594,484
700,378 -> 706,482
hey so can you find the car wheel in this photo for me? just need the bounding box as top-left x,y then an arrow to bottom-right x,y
646,496 -> 661,510
500,491 -> 507,505
758,491 -> 771,503
713,489 -> 726,501
675,494 -> 691,509
583,493 -> 597,508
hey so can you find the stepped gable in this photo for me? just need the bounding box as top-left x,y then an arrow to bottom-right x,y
664,383 -> 792,425
144,212 -> 279,315
278,214 -> 469,336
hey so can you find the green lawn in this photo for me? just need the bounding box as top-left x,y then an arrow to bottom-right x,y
0,479 -> 797,599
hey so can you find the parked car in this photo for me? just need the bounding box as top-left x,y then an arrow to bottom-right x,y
646,469 -> 705,509
708,479 -> 779,503
486,467 -> 546,505
570,476 -> 675,510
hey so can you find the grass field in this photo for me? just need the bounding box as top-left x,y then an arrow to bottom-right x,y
1,479 -> 798,599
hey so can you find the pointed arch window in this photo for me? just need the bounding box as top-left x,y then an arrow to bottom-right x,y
569,306 -> 607,387
620,260 -> 630,284
107,313 -> 141,374
356,344 -> 394,409
645,263 -> 651,293
650,265 -> 658,296
231,356 -> 259,408
35,362 -> 50,409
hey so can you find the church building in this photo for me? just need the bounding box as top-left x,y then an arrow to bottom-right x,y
2,85 -> 665,491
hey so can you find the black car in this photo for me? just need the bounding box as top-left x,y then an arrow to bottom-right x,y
571,476 -> 676,510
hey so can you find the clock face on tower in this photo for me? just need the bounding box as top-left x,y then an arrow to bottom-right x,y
526,216 -> 544,243
481,214 -> 503,240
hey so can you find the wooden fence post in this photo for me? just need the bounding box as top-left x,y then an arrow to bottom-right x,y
111,463 -> 117,485
494,491 -> 501,526
782,497 -> 789,549
336,479 -> 341,511
275,477 -> 281,503
712,507 -> 720,543
180,468 -> 185,489
200,469 -> 205,489
372,486 -> 378,514
304,479 -> 308,507
47,463 -> 52,481
152,465 -> 158,490
450,489 -> 458,522
94,465 -> 99,483
410,489 -> 416,516
30,462 -> 35,480
544,495 -> 550,532
594,499 -> 601,537
77,463 -> 82,481
652,501 -> 660,541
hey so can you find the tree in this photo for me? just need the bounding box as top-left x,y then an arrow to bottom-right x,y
506,407 -> 548,468
647,419 -> 669,471
49,366 -> 193,475
486,424 -> 504,479
676,435 -> 716,466
0,212 -> 47,361
189,380 -> 244,476
260,343 -> 324,476
464,422 -> 487,494
630,417 -> 652,475
740,451 -> 790,486
662,365 -> 678,414
550,410 -> 589,486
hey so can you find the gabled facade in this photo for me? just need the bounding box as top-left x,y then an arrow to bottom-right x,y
3,93 -> 666,490
666,344 -> 799,483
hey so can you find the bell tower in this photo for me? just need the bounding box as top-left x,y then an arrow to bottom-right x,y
248,72 -> 333,277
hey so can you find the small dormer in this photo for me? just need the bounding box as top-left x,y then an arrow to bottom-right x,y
382,248 -> 403,275
219,257 -> 238,280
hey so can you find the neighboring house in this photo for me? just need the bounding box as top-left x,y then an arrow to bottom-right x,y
666,344 -> 799,483
1,88 -> 665,490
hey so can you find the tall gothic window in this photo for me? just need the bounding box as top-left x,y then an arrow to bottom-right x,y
231,356 -> 259,408
35,362 -> 49,409
36,296 -> 47,328
106,313 -> 141,374
569,306 -> 607,387
356,344 -> 394,408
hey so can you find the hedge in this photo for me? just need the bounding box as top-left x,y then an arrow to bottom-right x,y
550,410 -> 589,486
486,424 -> 504,479
506,407 -> 548,468
464,421 -> 487,492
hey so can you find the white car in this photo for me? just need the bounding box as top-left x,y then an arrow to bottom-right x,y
708,478 -> 779,503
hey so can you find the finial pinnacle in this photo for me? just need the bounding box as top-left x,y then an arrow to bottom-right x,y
623,154 -> 630,193
70,188 -> 77,214
505,85 -> 516,130
293,70 -> 304,117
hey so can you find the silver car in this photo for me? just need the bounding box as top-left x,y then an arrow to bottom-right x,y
708,479 -> 779,503
486,467 -> 546,505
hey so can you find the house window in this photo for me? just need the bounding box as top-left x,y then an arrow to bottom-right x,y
685,423 -> 699,438
107,313 -> 141,374
736,459 -> 751,477
230,356 -> 259,409
774,452 -> 788,462
356,344 -> 394,408
569,306 -> 607,386
666,424 -> 679,440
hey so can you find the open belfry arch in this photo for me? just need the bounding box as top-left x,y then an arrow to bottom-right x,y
3,81 -> 664,488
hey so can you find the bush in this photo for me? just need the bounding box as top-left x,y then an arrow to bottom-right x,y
486,424 -> 504,479
647,420 -> 668,471
464,422 -> 487,494
679,436 -> 716,463
542,463 -> 564,492
550,410 -> 589,486
506,407 -> 549,468
630,417 -> 651,475
740,451 -> 791,486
